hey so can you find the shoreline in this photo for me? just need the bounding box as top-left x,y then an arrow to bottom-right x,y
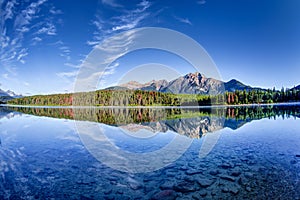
1,102 -> 300,109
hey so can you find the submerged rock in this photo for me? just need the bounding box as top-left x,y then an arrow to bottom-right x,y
184,176 -> 194,183
222,187 -> 229,193
199,190 -> 208,197
192,190 -> 207,199
209,169 -> 219,176
290,160 -> 297,164
103,189 -> 112,195
219,175 -> 236,182
173,181 -> 199,193
244,172 -> 254,178
195,177 -> 215,188
185,170 -> 202,175
211,190 -> 217,196
231,170 -> 242,177
80,195 -> 94,200
151,190 -> 177,200
127,177 -> 143,190
238,177 -> 248,186
246,186 -> 251,192
129,182 -> 142,190
160,181 -> 175,190
228,185 -> 239,195
180,166 -> 189,171
220,163 -> 233,169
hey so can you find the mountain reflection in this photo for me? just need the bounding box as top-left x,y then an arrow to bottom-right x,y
4,105 -> 300,138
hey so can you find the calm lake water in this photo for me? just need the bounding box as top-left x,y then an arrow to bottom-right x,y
0,105 -> 300,199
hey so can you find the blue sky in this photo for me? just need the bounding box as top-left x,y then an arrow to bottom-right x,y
0,0 -> 300,95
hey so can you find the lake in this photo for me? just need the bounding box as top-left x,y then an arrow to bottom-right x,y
0,104 -> 300,199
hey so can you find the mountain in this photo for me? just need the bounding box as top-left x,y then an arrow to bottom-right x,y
104,86 -> 130,91
0,96 -> 14,103
0,88 -> 21,103
291,85 -> 300,90
140,79 -> 169,91
0,88 -> 9,97
115,72 -> 263,94
119,81 -> 145,90
120,80 -> 168,91
0,88 -> 21,97
160,72 -> 223,95
224,79 -> 252,92
224,79 -> 267,92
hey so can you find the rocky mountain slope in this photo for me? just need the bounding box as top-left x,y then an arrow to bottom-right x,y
0,88 -> 21,103
116,72 -> 260,94
291,85 -> 300,90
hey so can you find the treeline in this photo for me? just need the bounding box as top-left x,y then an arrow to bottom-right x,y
225,88 -> 300,105
8,93 -> 73,106
7,88 -> 300,106
7,90 -> 226,106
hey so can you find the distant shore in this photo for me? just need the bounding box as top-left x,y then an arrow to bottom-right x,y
1,102 -> 300,109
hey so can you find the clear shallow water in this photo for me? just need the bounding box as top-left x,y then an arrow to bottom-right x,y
0,105 -> 300,199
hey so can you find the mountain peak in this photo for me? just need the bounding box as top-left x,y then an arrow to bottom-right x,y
224,79 -> 252,92
119,79 -> 168,91
184,72 -> 206,79
227,79 -> 241,84
0,88 -> 21,103
119,81 -> 144,90
0,88 -> 21,97
292,85 -> 300,90
113,72 -> 264,94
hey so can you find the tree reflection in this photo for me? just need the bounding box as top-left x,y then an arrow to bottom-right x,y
6,105 -> 300,138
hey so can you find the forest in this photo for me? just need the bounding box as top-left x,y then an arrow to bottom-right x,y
225,88 -> 300,105
7,87 -> 300,106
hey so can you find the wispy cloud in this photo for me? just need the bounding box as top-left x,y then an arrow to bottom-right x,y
87,15 -> 106,45
174,16 -> 193,25
0,0 -> 62,77
13,0 -> 47,30
197,0 -> 206,5
32,36 -> 42,42
88,0 -> 151,47
17,48 -> 28,64
57,1 -> 151,91
49,40 -> 71,61
111,0 -> 150,32
60,46 -> 70,53
101,0 -> 123,8
78,1 -> 152,90
57,70 -> 79,79
111,14 -> 146,31
64,62 -> 80,68
0,0 -> 32,71
49,7 -> 63,15
59,45 -> 71,60
56,69 -> 79,93
31,36 -> 42,45
3,0 -> 16,20
77,30 -> 138,91
36,22 -> 57,35
50,40 -> 64,46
